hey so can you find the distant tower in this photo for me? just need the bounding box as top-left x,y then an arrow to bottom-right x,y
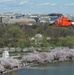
2,49 -> 9,59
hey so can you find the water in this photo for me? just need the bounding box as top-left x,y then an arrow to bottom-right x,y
2,61 -> 74,75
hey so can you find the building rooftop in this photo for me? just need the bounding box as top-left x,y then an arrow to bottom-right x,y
8,18 -> 36,24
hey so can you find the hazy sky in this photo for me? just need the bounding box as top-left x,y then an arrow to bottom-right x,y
0,0 -> 74,14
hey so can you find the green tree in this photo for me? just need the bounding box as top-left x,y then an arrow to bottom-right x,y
18,36 -> 31,50
3,26 -> 23,47
62,36 -> 74,48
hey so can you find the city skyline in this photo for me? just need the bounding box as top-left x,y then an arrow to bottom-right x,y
0,0 -> 74,14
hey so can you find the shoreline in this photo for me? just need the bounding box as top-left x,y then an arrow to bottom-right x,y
1,66 -> 27,74
1,60 -> 74,74
1,47 -> 74,74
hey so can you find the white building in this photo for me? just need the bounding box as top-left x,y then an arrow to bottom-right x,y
39,16 -> 50,23
2,50 -> 9,59
8,18 -> 36,24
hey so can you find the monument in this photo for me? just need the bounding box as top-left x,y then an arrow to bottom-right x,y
2,48 -> 9,59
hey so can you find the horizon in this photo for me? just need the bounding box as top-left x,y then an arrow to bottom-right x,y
0,0 -> 74,14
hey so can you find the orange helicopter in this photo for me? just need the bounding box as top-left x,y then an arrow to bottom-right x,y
53,17 -> 74,27
49,13 -> 74,27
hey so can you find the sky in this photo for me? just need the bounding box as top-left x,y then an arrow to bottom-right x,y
0,0 -> 74,14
